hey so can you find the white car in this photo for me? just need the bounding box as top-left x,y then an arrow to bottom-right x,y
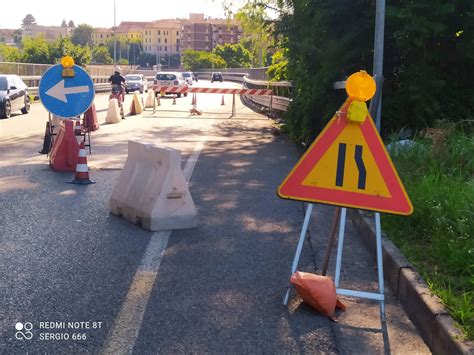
153,72 -> 188,97
182,72 -> 194,86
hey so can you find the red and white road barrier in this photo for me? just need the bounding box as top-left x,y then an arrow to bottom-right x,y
152,86 -> 273,96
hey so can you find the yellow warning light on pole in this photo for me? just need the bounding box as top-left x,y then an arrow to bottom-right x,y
345,71 -> 376,124
61,55 -> 75,78
345,71 -> 376,102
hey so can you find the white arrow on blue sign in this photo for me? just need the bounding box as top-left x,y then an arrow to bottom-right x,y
39,64 -> 95,118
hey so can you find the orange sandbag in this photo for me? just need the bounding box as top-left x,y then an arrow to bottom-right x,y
290,271 -> 346,320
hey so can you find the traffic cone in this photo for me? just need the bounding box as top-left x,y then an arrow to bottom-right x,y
172,95 -> 176,105
74,116 -> 82,135
68,141 -> 95,185
105,99 -> 121,124
221,94 -> 225,105
145,89 -> 155,108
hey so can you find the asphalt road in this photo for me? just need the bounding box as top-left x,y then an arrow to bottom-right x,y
0,82 -> 429,354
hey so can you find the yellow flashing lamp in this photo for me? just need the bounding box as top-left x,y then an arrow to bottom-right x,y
345,71 -> 376,102
61,55 -> 75,78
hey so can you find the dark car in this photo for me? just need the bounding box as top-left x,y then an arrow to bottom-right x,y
124,74 -> 148,94
0,74 -> 30,119
211,72 -> 223,83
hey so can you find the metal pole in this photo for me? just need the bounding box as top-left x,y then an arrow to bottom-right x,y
375,212 -> 386,320
113,0 -> 117,67
369,0 -> 385,132
334,207 -> 347,288
283,203 -> 314,305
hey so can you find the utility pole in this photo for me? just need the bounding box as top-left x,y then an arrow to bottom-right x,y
369,0 -> 386,132
113,0 -> 117,67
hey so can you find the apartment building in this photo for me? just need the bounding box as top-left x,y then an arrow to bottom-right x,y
91,28 -> 113,45
180,13 -> 241,51
142,20 -> 181,56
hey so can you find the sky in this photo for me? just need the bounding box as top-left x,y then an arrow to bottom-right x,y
0,0 -> 249,29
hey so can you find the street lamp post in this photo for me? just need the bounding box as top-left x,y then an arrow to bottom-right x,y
113,0 -> 117,67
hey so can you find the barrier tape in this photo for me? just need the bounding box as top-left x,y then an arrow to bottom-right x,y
152,86 -> 273,96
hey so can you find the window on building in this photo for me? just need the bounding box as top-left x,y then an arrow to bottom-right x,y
158,30 -> 161,35
176,46 -> 179,52
176,39 -> 180,44
165,46 -> 167,52
176,31 -> 179,36
158,38 -> 161,43
164,38 -> 167,43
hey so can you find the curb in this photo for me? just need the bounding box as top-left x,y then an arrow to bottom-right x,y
348,209 -> 473,355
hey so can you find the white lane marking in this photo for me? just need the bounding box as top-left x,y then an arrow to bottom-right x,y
101,135 -> 207,355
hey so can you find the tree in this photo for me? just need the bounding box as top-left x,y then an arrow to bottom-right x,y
71,24 -> 93,46
68,20 -> 75,28
92,45 -> 113,64
136,52 -> 156,67
61,19 -> 67,27
12,29 -> 22,44
267,49 -> 288,81
235,3 -> 274,67
49,36 -> 75,63
182,50 -> 226,71
0,45 -> 21,62
212,43 -> 252,68
22,14 -> 37,29
21,35 -> 50,63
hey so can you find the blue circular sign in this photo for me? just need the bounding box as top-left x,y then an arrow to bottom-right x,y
39,64 -> 95,118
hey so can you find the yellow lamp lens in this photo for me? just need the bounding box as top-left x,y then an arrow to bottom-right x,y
61,56 -> 75,68
345,71 -> 376,101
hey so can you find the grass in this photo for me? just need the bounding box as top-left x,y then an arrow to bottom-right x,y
382,124 -> 474,340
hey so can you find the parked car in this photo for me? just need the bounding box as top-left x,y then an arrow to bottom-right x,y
182,72 -> 194,86
211,72 -> 223,83
153,72 -> 188,97
124,74 -> 148,94
0,74 -> 30,119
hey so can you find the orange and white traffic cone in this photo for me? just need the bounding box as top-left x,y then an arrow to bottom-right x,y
221,94 -> 225,105
74,116 -> 82,135
68,141 -> 95,185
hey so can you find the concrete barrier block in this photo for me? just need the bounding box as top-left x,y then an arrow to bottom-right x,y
110,141 -> 198,231
105,99 -> 121,124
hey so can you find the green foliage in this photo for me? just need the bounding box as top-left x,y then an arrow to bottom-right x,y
267,49 -> 288,81
92,45 -> 113,64
212,43 -> 252,68
71,24 -> 93,46
236,2 -> 274,67
0,45 -> 21,62
21,35 -> 50,63
276,0 -> 474,142
383,127 -> 474,339
182,50 -> 226,71
136,52 -> 156,67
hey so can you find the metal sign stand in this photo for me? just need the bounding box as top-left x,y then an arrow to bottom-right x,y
231,93 -> 236,117
283,205 -> 386,320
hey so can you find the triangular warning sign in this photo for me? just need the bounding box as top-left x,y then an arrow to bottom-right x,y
278,99 -> 413,215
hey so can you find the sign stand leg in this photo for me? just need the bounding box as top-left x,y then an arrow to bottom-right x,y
334,209 -> 386,320
334,207 -> 347,287
375,212 -> 386,320
283,203 -> 314,306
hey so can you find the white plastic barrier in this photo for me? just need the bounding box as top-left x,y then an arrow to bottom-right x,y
105,99 -> 121,124
109,141 -> 198,231
145,89 -> 156,108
